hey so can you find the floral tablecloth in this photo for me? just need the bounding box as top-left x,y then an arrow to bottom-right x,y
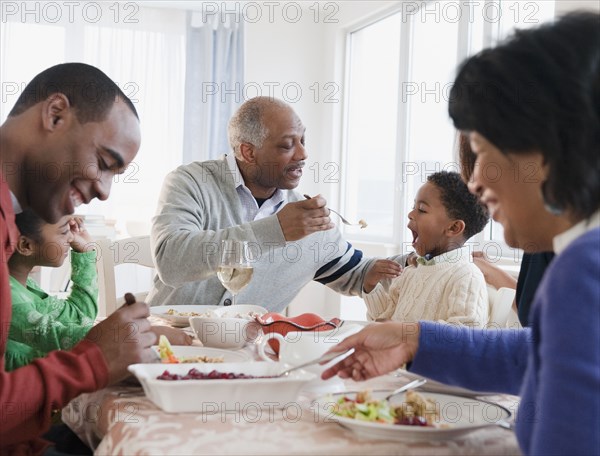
63,367 -> 521,456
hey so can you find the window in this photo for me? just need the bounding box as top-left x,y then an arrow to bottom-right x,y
342,12 -> 402,241
1,6 -> 186,235
475,0 -> 555,260
342,0 -> 555,259
0,23 -> 66,121
399,9 -> 461,255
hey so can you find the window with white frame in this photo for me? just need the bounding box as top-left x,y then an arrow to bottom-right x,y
0,5 -> 186,237
342,12 -> 402,242
341,0 -> 555,262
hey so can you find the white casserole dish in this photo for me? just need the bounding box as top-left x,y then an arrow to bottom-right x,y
128,361 -> 315,413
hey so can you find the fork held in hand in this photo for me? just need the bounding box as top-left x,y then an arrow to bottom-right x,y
303,194 -> 367,228
276,348 -> 355,377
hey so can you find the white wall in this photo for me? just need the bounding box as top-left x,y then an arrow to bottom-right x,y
245,1 -> 400,195
245,1 -> 401,318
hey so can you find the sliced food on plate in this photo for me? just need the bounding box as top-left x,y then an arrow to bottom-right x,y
155,336 -> 239,364
333,389 -> 441,427
316,389 -> 512,441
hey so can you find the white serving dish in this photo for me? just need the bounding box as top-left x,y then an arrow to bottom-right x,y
213,304 -> 268,319
150,345 -> 251,363
189,304 -> 267,349
151,305 -> 220,327
128,362 -> 316,413
189,316 -> 262,349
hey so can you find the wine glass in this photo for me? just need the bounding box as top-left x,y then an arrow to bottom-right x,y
217,240 -> 254,306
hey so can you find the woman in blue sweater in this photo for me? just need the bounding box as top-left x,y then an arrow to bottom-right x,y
323,12 -> 600,455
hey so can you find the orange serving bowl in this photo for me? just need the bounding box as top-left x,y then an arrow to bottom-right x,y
255,312 -> 342,354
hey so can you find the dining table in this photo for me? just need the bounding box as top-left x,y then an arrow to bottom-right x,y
62,331 -> 522,456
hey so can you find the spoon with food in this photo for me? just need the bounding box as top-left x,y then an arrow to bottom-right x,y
303,194 -> 367,229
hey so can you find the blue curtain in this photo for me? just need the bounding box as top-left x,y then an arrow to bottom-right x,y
183,10 -> 244,163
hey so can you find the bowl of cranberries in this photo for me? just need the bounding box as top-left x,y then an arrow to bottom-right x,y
128,361 -> 316,413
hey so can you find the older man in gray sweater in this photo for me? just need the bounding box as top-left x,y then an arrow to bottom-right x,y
146,97 -> 400,312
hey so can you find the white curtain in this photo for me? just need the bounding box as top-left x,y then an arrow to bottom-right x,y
0,4 -> 244,229
0,22 -> 67,122
79,9 -> 186,230
0,8 -> 187,234
183,10 -> 244,163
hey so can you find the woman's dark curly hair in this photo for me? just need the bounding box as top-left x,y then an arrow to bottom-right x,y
427,171 -> 489,240
449,12 -> 600,219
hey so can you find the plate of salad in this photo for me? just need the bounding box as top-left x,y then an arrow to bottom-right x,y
153,335 -> 251,364
313,390 -> 511,441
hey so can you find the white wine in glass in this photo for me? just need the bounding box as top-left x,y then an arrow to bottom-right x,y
217,240 -> 254,306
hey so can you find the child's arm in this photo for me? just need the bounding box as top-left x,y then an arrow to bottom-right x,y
363,261 -> 404,321
69,216 -> 96,254
7,218 -> 99,367
363,259 -> 403,293
7,251 -> 98,369
364,286 -> 398,321
56,217 -> 99,330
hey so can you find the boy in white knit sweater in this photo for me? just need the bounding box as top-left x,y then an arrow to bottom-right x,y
363,171 -> 489,326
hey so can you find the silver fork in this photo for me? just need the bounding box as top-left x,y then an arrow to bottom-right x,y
384,378 -> 428,401
275,348 -> 354,377
303,195 -> 367,228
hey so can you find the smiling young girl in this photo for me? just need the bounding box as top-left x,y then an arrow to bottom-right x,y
362,171 -> 489,326
6,211 -> 98,371
6,211 -> 192,372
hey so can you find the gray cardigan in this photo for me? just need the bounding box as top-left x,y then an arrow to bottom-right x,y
146,156 -> 377,312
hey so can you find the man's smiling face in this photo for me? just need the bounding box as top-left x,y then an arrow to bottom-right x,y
24,98 -> 141,223
246,106 -> 307,196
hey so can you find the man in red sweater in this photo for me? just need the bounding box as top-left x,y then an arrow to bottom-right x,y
0,63 -> 157,454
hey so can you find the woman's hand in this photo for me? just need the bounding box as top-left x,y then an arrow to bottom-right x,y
472,251 -> 517,290
321,321 -> 421,382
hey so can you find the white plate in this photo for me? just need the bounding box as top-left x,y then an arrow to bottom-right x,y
128,362 -> 316,413
314,390 -> 511,441
151,345 -> 251,363
151,305 -> 220,327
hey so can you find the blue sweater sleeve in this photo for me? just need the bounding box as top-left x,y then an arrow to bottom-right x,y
521,229 -> 600,456
410,322 -> 530,394
411,228 -> 600,455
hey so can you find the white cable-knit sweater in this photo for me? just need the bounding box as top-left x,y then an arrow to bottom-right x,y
364,246 -> 489,327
